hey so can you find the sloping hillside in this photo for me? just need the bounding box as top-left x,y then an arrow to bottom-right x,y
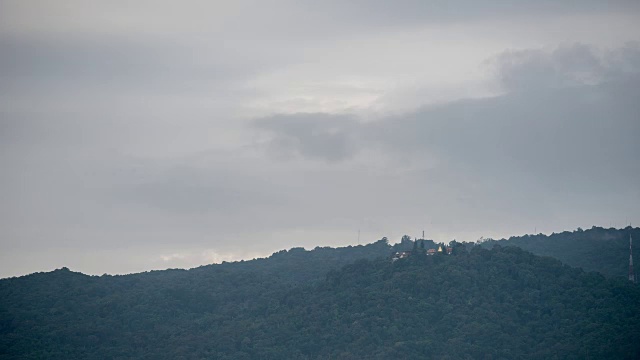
2,245 -> 639,359
482,226 -> 639,278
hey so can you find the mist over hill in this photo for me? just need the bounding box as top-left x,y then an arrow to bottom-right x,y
1,228 -> 639,359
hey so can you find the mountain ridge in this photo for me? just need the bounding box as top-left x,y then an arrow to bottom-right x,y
1,244 -> 639,359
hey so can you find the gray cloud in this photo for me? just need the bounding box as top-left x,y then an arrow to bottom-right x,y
371,78 -> 640,187
0,33 -> 282,99
5,1 -> 638,37
1,1 -> 639,278
112,159 -> 286,215
493,44 -> 602,91
326,0 -> 640,27
252,44 -> 640,171
491,42 -> 640,92
254,113 -> 360,162
252,43 -> 640,226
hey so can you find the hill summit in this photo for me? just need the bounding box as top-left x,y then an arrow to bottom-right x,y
1,242 -> 639,359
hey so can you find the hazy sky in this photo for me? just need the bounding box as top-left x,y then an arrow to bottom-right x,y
2,1 -> 640,277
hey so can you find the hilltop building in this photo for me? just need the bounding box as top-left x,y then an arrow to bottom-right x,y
391,251 -> 412,262
391,240 -> 453,260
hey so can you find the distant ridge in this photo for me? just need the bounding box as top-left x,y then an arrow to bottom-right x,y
481,226 -> 640,278
1,243 -> 639,359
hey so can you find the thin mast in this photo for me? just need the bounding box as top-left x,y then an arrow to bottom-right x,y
629,234 -> 635,283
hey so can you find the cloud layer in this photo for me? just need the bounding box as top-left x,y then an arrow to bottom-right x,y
1,1 -> 639,277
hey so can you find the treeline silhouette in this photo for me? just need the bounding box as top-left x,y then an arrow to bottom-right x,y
481,226 -> 639,278
1,229 -> 639,359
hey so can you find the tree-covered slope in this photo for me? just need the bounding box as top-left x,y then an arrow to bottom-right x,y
482,226 -> 640,278
191,236 -> 415,284
2,246 -> 639,359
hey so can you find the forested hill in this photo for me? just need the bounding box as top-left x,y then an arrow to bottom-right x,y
2,246 -> 639,359
188,236 -> 417,284
480,226 -> 639,278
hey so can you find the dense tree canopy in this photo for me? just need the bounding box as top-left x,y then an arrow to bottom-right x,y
481,226 -> 640,278
2,240 -> 639,359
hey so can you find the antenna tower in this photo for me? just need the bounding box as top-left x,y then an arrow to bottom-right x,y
629,234 -> 635,283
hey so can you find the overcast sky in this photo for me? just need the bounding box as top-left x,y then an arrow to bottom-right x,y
1,1 -> 640,277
